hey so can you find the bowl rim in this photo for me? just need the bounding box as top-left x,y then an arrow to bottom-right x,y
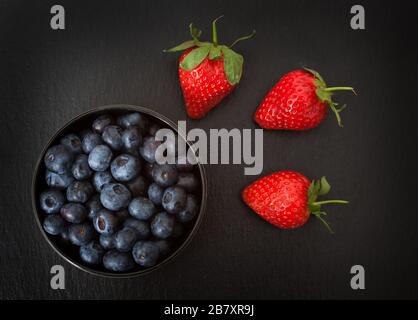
32,104 -> 207,278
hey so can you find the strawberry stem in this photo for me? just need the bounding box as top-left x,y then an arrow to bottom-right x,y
324,87 -> 356,93
307,177 -> 348,234
212,15 -> 224,47
305,68 -> 356,127
312,200 -> 349,205
229,30 -> 256,48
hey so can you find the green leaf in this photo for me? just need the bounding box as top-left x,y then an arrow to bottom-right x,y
221,46 -> 243,85
309,203 -> 321,213
209,45 -> 222,60
307,181 -> 317,203
304,67 -> 326,87
315,88 -> 331,103
189,23 -> 202,41
328,102 -> 344,127
195,41 -> 211,47
164,40 -> 196,52
313,213 -> 334,234
318,176 -> 331,196
180,45 -> 211,70
229,30 -> 256,48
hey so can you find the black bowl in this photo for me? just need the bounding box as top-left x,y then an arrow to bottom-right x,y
32,105 -> 207,278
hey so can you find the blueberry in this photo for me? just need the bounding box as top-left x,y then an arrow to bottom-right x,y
60,203 -> 87,223
44,145 -> 74,174
60,133 -> 82,154
143,162 -> 154,180
93,209 -> 119,234
117,112 -> 148,133
147,183 -> 164,205
127,175 -> 148,197
176,172 -> 199,192
122,127 -> 142,154
92,171 -> 113,192
60,227 -> 70,243
128,197 -> 156,221
148,123 -> 161,136
177,194 -> 199,223
124,218 -> 151,240
43,214 -> 66,235
175,155 -> 195,172
45,170 -> 74,189
102,125 -> 123,151
79,129 -> 92,139
86,195 -> 102,220
99,233 -> 115,250
82,132 -> 103,154
162,186 -> 187,214
152,164 -> 178,187
154,240 -> 171,257
68,222 -> 95,246
151,212 -> 175,239
66,181 -> 93,203
100,183 -> 131,211
115,228 -> 137,252
103,250 -> 135,272
139,136 -> 162,163
80,241 -> 105,265
110,154 -> 141,182
88,145 -> 113,172
40,189 -> 65,214
92,114 -> 114,134
71,154 -> 92,180
132,241 -> 160,267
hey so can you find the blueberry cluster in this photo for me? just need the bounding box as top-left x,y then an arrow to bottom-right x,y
40,112 -> 200,272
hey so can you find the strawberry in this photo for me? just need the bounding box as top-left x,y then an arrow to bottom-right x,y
254,68 -> 356,130
165,17 -> 255,119
242,170 -> 348,232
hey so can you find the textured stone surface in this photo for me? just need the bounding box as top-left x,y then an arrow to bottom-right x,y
0,0 -> 417,299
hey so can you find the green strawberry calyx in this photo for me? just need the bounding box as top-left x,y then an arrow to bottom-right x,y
307,176 -> 348,233
305,68 -> 356,127
164,16 -> 256,86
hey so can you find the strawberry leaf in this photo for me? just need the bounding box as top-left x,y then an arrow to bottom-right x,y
315,88 -> 331,103
309,203 -> 321,213
307,181 -> 317,203
307,176 -> 348,233
189,23 -> 202,41
180,45 -> 211,70
304,67 -> 326,86
305,67 -> 355,127
221,46 -> 243,85
312,212 -> 334,234
164,40 -> 196,53
318,176 -> 331,195
209,45 -> 222,60
196,41 -> 211,47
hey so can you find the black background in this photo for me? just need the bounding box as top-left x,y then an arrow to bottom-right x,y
1,0 -> 417,299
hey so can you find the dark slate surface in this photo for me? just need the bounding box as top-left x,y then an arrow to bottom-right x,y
0,0 -> 417,299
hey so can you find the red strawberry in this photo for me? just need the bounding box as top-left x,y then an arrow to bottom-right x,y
254,69 -> 355,130
165,17 -> 255,119
242,170 -> 348,232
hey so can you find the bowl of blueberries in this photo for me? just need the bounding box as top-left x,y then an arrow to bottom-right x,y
32,105 -> 207,277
